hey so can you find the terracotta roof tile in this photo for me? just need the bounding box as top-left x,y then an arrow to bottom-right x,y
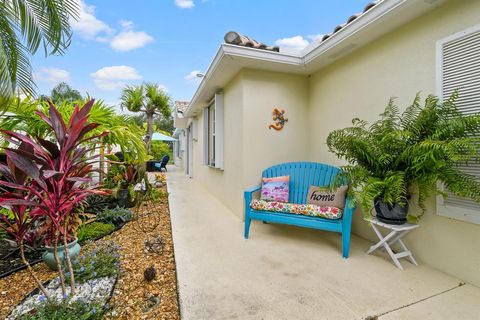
224,31 -> 280,52
223,1 -> 382,51
175,101 -> 189,114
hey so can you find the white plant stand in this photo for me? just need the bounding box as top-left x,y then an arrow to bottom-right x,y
365,217 -> 419,270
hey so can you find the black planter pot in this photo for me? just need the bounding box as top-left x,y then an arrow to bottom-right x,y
374,197 -> 408,225
117,188 -> 135,208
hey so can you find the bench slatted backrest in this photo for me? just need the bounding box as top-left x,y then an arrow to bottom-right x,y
262,162 -> 340,204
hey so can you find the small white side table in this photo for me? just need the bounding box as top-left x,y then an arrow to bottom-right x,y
365,217 -> 419,270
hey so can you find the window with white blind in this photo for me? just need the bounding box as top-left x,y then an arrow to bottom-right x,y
203,93 -> 224,169
436,24 -> 480,224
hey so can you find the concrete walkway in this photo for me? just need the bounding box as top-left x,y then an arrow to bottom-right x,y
166,167 -> 480,320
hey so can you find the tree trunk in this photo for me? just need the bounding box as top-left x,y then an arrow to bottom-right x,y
145,111 -> 154,152
53,236 -> 66,296
19,240 -> 50,299
99,137 -> 105,182
62,217 -> 76,295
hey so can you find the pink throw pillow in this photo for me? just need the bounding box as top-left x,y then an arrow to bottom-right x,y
260,175 -> 290,203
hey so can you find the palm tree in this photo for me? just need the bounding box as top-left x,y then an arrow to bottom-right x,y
120,83 -> 172,150
0,0 -> 78,105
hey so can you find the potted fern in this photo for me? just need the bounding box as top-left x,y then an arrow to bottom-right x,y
327,92 -> 480,224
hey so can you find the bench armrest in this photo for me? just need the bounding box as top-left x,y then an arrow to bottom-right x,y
244,185 -> 261,204
245,185 -> 261,194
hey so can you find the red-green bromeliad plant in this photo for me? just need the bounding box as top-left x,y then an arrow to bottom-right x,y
0,99 -> 108,298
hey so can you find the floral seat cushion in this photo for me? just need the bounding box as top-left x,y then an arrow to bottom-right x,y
250,199 -> 342,220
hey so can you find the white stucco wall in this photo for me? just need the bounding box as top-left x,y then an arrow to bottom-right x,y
307,0 -> 480,287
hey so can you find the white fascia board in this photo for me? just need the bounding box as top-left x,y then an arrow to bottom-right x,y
222,43 -> 302,65
183,47 -> 226,118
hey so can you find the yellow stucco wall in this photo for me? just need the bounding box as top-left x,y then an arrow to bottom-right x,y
241,69 -> 309,197
192,70 -> 309,217
308,0 -> 480,286
192,73 -> 245,216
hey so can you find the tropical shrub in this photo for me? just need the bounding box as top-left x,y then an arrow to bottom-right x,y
0,96 -> 149,163
0,143 -> 49,296
77,222 -> 115,243
96,207 -> 132,227
0,100 -> 107,297
327,92 -> 480,221
72,240 -> 120,284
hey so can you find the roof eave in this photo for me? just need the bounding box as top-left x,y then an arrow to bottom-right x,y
183,44 -> 303,117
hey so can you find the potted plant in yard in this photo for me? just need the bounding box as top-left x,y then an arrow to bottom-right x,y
0,99 -> 108,297
105,154 -> 144,208
327,92 -> 480,224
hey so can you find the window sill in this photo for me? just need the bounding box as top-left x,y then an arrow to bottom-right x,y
207,164 -> 223,171
436,196 -> 480,225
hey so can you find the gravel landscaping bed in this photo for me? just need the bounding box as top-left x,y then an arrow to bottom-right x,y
0,182 -> 180,320
0,264 -> 55,318
7,276 -> 116,319
104,186 -> 180,319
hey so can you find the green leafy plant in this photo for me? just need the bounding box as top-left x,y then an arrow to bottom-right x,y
77,222 -> 115,243
327,92 -> 480,221
17,298 -> 104,320
81,194 -> 117,215
146,187 -> 168,202
104,154 -> 146,208
72,240 -> 120,284
96,207 -> 132,227
150,140 -> 172,161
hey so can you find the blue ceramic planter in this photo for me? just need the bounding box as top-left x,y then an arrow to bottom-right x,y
42,239 -> 81,271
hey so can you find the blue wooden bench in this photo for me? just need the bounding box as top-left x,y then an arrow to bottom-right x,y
244,162 -> 355,258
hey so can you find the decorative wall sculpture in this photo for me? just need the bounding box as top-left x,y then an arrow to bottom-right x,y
269,108 -> 288,131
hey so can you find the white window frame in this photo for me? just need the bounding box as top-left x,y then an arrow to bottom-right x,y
436,24 -> 480,225
203,92 -> 224,170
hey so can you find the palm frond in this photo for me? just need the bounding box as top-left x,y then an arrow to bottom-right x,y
0,0 -> 78,103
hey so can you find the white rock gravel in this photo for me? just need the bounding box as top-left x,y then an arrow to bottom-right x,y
7,276 -> 115,319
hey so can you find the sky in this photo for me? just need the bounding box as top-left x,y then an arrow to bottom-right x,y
31,0 -> 370,111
